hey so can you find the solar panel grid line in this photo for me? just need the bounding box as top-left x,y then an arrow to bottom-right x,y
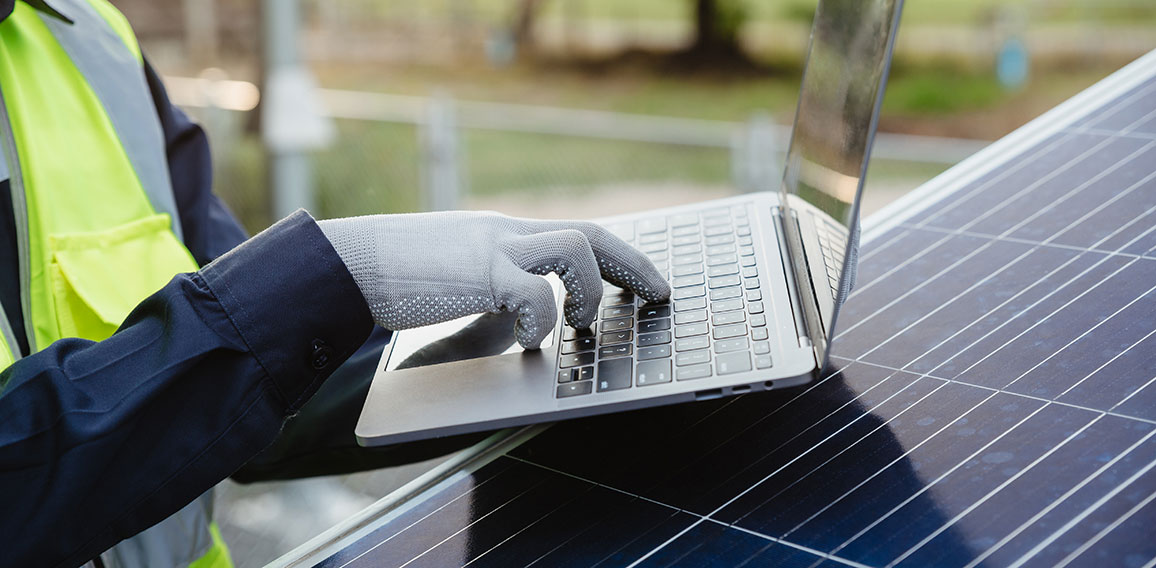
1109,371 -> 1156,413
1012,462 -> 1156,568
330,465 -> 540,568
941,254 -> 1150,389
960,426 -> 1156,568
891,223 -> 1156,381
1033,471 -> 1156,568
390,475 -> 554,568
839,357 -> 1156,426
776,390 -> 1002,539
902,222 -> 1156,261
726,379 -> 953,525
855,227 -> 912,264
1075,79 -> 1156,129
866,52 -> 1156,237
1051,317 -> 1156,400
458,478 -> 594,568
715,520 -> 872,568
820,393 -> 1054,558
836,135 -> 1156,343
621,370 -> 925,567
1066,127 -> 1156,142
999,280 -> 1156,392
883,414 -> 1107,567
891,223 -> 1156,385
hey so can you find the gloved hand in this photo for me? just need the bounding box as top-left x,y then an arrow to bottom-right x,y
318,211 -> 671,349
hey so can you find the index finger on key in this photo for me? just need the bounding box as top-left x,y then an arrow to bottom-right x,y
534,220 -> 671,303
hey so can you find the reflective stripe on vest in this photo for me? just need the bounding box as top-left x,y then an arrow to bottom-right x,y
0,1 -> 230,566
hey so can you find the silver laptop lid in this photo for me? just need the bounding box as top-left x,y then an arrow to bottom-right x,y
778,0 -> 904,365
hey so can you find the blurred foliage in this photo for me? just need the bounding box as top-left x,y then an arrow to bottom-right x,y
884,68 -> 1005,115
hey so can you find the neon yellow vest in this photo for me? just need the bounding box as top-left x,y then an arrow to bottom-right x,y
0,1 -> 230,566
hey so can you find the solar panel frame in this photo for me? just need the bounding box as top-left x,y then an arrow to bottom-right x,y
270,50 -> 1156,568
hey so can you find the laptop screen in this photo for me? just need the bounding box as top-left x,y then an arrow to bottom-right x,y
779,0 -> 904,363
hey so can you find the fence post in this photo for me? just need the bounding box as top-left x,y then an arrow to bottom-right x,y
731,112 -> 780,193
420,94 -> 463,211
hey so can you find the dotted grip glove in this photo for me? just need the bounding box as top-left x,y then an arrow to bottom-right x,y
318,212 -> 671,349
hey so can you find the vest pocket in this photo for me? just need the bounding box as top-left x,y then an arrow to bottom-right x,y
49,214 -> 197,342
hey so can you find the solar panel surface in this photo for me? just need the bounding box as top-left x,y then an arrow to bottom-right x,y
305,55 -> 1156,568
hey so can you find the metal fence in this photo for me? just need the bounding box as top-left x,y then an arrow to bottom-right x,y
169,75 -> 985,232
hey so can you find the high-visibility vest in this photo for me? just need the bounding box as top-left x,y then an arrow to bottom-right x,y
0,1 -> 231,566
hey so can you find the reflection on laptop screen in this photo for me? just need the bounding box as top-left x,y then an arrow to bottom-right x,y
779,0 -> 904,362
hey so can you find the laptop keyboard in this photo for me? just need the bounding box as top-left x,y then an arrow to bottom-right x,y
556,206 -> 774,398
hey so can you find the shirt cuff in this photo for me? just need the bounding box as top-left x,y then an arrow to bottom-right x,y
198,210 -> 374,411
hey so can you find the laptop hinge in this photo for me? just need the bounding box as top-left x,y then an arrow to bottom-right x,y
771,207 -> 814,351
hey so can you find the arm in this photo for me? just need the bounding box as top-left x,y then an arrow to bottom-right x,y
0,212 -> 374,568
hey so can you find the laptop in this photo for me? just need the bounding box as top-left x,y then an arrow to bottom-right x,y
356,0 -> 904,446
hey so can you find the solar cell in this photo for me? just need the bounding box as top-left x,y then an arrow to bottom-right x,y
291,55 -> 1156,568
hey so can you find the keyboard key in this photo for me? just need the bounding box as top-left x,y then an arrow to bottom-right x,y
670,214 -> 698,227
706,244 -> 735,256
672,263 -> 704,277
578,366 -> 595,381
676,350 -> 711,367
740,255 -> 757,267
746,289 -> 762,301
706,253 -> 738,266
742,266 -> 758,278
755,354 -> 774,369
751,327 -> 769,341
709,274 -> 741,289
558,381 -> 593,397
599,344 -> 633,358
738,234 -> 753,244
711,298 -> 744,313
672,253 -> 703,266
672,274 -> 705,288
739,245 -> 755,256
638,345 -> 672,361
714,337 -> 749,353
709,286 -> 743,301
641,241 -> 668,254
713,323 -> 747,340
562,337 -> 597,354
558,369 -> 575,383
637,218 -> 667,235
636,359 -> 673,386
677,364 -> 712,381
563,327 -> 595,340
601,331 -> 633,345
737,225 -> 752,236
704,234 -> 734,246
750,314 -> 767,327
753,341 -> 771,355
749,301 -> 765,314
639,318 -> 671,333
675,322 -> 708,338
704,224 -> 732,237
712,311 -> 746,326
674,309 -> 707,325
602,306 -> 632,319
673,285 -> 706,300
671,235 -> 699,247
597,358 -> 634,392
674,297 -> 707,312
744,277 -> 760,290
639,305 -> 672,320
646,251 -> 666,263
672,225 -> 699,237
638,331 -> 672,347
716,352 -> 752,375
639,232 -> 668,244
602,293 -> 634,307
560,352 -> 595,368
672,244 -> 701,256
707,264 -> 739,278
601,317 -> 633,333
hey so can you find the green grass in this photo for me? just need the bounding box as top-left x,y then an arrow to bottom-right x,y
883,68 -> 1006,115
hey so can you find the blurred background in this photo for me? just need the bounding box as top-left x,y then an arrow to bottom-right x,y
111,0 -> 1156,565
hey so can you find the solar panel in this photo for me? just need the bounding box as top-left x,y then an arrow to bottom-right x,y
294,53 -> 1156,568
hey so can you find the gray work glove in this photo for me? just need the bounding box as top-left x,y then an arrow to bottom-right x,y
318,212 -> 671,349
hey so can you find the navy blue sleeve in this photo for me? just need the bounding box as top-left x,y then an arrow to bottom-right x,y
143,59 -> 248,265
0,212 -> 375,568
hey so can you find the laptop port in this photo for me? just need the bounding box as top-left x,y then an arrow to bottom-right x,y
695,388 -> 724,401
732,385 -> 751,394
764,380 -> 775,389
